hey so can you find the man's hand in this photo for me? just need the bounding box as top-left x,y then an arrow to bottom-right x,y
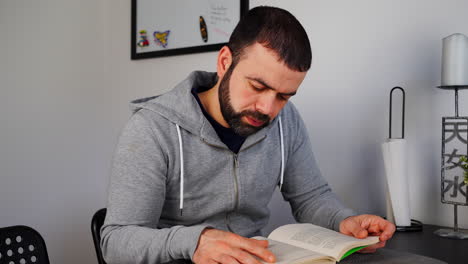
339,214 -> 396,253
193,228 -> 276,264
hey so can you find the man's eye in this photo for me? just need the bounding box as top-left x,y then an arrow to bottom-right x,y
252,85 -> 264,91
278,94 -> 290,101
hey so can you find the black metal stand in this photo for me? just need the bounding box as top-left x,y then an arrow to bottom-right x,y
435,85 -> 468,239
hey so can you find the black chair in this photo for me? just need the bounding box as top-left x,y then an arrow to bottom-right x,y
91,208 -> 107,264
91,208 -> 192,264
0,225 -> 50,264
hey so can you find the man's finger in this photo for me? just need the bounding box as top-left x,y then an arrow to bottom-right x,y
359,241 -> 386,253
367,223 -> 382,234
216,253 -> 242,264
229,247 -> 266,264
242,239 -> 275,263
250,239 -> 269,248
193,229 -> 274,264
358,248 -> 377,253
341,218 -> 368,238
378,220 -> 396,241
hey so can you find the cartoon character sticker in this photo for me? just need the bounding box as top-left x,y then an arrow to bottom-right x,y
199,16 -> 208,42
154,30 -> 170,48
137,30 -> 149,47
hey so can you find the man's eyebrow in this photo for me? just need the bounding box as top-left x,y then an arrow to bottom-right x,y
246,76 -> 297,96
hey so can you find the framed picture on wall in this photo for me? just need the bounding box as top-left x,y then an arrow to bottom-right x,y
131,0 -> 249,60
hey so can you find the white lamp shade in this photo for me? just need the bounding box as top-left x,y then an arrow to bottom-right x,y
441,33 -> 468,86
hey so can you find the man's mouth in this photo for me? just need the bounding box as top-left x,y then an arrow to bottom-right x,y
245,116 -> 265,127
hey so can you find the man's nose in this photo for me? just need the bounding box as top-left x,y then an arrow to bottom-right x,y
255,94 -> 276,117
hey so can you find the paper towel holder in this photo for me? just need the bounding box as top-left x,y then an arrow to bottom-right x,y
387,86 -> 423,232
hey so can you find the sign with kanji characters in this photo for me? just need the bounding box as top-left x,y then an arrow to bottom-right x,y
441,117 -> 468,205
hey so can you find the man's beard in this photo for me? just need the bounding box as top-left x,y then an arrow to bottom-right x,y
218,65 -> 271,137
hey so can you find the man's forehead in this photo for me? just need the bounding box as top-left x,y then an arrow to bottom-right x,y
234,43 -> 307,91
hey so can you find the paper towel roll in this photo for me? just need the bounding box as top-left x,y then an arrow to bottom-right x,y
382,139 -> 411,226
441,33 -> 468,86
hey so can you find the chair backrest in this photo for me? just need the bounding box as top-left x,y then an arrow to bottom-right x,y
0,225 -> 50,264
91,208 -> 107,264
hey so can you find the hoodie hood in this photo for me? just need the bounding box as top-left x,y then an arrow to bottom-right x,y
130,71 -> 218,136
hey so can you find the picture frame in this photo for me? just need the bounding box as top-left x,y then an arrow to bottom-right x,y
131,0 -> 249,60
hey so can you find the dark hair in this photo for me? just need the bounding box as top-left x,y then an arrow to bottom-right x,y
228,6 -> 312,72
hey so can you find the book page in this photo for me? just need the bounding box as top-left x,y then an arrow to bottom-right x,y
268,224 -> 379,260
252,237 -> 335,264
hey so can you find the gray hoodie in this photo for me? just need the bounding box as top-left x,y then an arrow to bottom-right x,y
101,71 -> 356,264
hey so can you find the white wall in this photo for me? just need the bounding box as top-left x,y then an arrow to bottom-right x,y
1,0 -> 468,263
0,1 -> 109,263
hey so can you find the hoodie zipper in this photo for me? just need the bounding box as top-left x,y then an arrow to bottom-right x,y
232,154 -> 240,210
226,153 -> 240,232
200,138 -> 240,205
201,137 -> 265,232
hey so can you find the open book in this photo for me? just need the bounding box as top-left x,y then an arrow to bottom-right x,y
253,223 -> 379,264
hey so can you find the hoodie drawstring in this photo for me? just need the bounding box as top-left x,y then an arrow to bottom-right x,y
175,117 -> 285,215
279,116 -> 285,191
175,124 -> 184,216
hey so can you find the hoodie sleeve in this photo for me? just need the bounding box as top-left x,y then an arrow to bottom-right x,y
280,104 -> 357,231
100,111 -> 209,264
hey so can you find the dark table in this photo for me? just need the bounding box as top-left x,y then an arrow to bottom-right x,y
385,224 -> 468,264
168,224 -> 467,264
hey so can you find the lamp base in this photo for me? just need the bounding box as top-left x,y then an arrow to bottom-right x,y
434,228 -> 468,239
437,85 -> 468,90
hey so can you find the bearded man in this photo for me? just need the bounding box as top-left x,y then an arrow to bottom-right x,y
101,6 -> 395,264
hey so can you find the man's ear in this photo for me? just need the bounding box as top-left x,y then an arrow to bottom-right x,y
216,46 -> 233,78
